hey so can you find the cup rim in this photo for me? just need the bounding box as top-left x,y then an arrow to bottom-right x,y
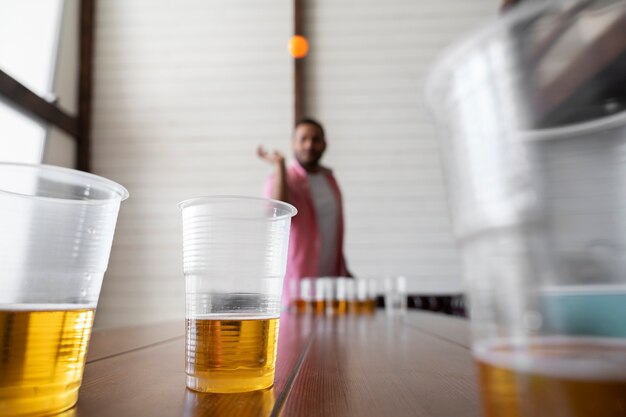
0,162 -> 129,205
424,0 -> 626,139
177,195 -> 298,220
425,1 -> 549,112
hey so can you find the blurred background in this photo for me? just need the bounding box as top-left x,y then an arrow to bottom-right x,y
0,0 -> 497,327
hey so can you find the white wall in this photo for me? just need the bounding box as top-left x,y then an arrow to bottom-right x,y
91,0 -> 293,327
304,0 -> 497,293
91,0 -> 497,328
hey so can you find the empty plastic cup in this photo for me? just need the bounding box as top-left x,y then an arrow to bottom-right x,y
385,276 -> 407,317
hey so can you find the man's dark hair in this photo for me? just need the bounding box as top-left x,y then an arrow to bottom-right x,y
295,118 -> 325,139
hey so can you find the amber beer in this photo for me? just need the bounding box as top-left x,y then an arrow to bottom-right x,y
347,300 -> 359,314
355,279 -> 368,314
332,278 -> 347,315
294,298 -> 308,314
186,315 -> 279,393
345,279 -> 356,314
314,278 -> 329,315
295,278 -> 312,314
475,338 -> 626,417
364,299 -> 377,313
0,306 -> 95,416
332,300 -> 347,315
313,300 -> 326,315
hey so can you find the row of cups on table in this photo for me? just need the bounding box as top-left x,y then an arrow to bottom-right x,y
288,276 -> 408,316
2,161 -> 413,417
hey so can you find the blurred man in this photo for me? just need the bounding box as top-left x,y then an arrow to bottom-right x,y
258,118 -> 351,307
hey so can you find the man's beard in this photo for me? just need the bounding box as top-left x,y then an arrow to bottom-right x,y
296,152 -> 322,170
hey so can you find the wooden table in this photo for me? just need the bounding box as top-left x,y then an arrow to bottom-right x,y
69,311 -> 480,417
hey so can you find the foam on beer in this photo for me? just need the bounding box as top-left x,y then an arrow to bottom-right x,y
474,337 -> 626,381
0,303 -> 95,311
189,313 -> 280,320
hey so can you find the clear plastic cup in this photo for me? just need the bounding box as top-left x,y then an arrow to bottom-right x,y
295,278 -> 313,314
355,279 -> 368,314
366,279 -> 378,313
324,277 -> 335,315
385,276 -> 407,317
178,196 -> 296,393
345,279 -> 356,313
426,1 -> 626,415
314,278 -> 329,315
288,279 -> 299,312
0,163 -> 128,417
334,278 -> 348,315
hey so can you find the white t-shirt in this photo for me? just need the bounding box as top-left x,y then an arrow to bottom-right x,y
307,172 -> 339,276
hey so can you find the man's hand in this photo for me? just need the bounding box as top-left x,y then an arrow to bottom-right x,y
257,146 -> 289,203
257,146 -> 285,167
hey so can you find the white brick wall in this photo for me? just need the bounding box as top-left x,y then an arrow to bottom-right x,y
91,0 -> 496,327
304,0 -> 497,293
91,0 -> 293,327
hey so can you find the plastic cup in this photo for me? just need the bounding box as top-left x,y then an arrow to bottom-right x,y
295,278 -> 313,314
324,277 -> 335,315
345,279 -> 356,313
366,279 -> 378,313
288,279 -> 298,312
0,163 -> 128,417
314,278 -> 329,315
333,278 -> 348,315
178,196 -> 296,393
427,1 -> 626,415
355,279 -> 368,314
385,276 -> 407,317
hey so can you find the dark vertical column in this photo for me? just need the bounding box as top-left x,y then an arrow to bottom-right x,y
77,0 -> 95,172
294,0 -> 305,125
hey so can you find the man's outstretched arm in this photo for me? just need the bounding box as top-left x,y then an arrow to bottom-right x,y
257,146 -> 289,203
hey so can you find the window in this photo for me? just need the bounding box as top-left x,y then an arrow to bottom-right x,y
0,102 -> 46,163
0,0 -> 65,163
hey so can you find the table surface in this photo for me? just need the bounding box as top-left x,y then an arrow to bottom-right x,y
68,311 -> 479,417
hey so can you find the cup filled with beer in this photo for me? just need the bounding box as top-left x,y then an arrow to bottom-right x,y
355,278 -> 368,314
293,277 -> 313,314
427,1 -> 626,415
313,277 -> 329,315
179,196 -> 296,393
0,163 -> 128,417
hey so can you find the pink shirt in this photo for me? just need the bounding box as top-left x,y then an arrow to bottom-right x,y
264,160 -> 349,307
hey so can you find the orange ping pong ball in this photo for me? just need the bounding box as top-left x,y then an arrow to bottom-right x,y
289,35 -> 309,58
